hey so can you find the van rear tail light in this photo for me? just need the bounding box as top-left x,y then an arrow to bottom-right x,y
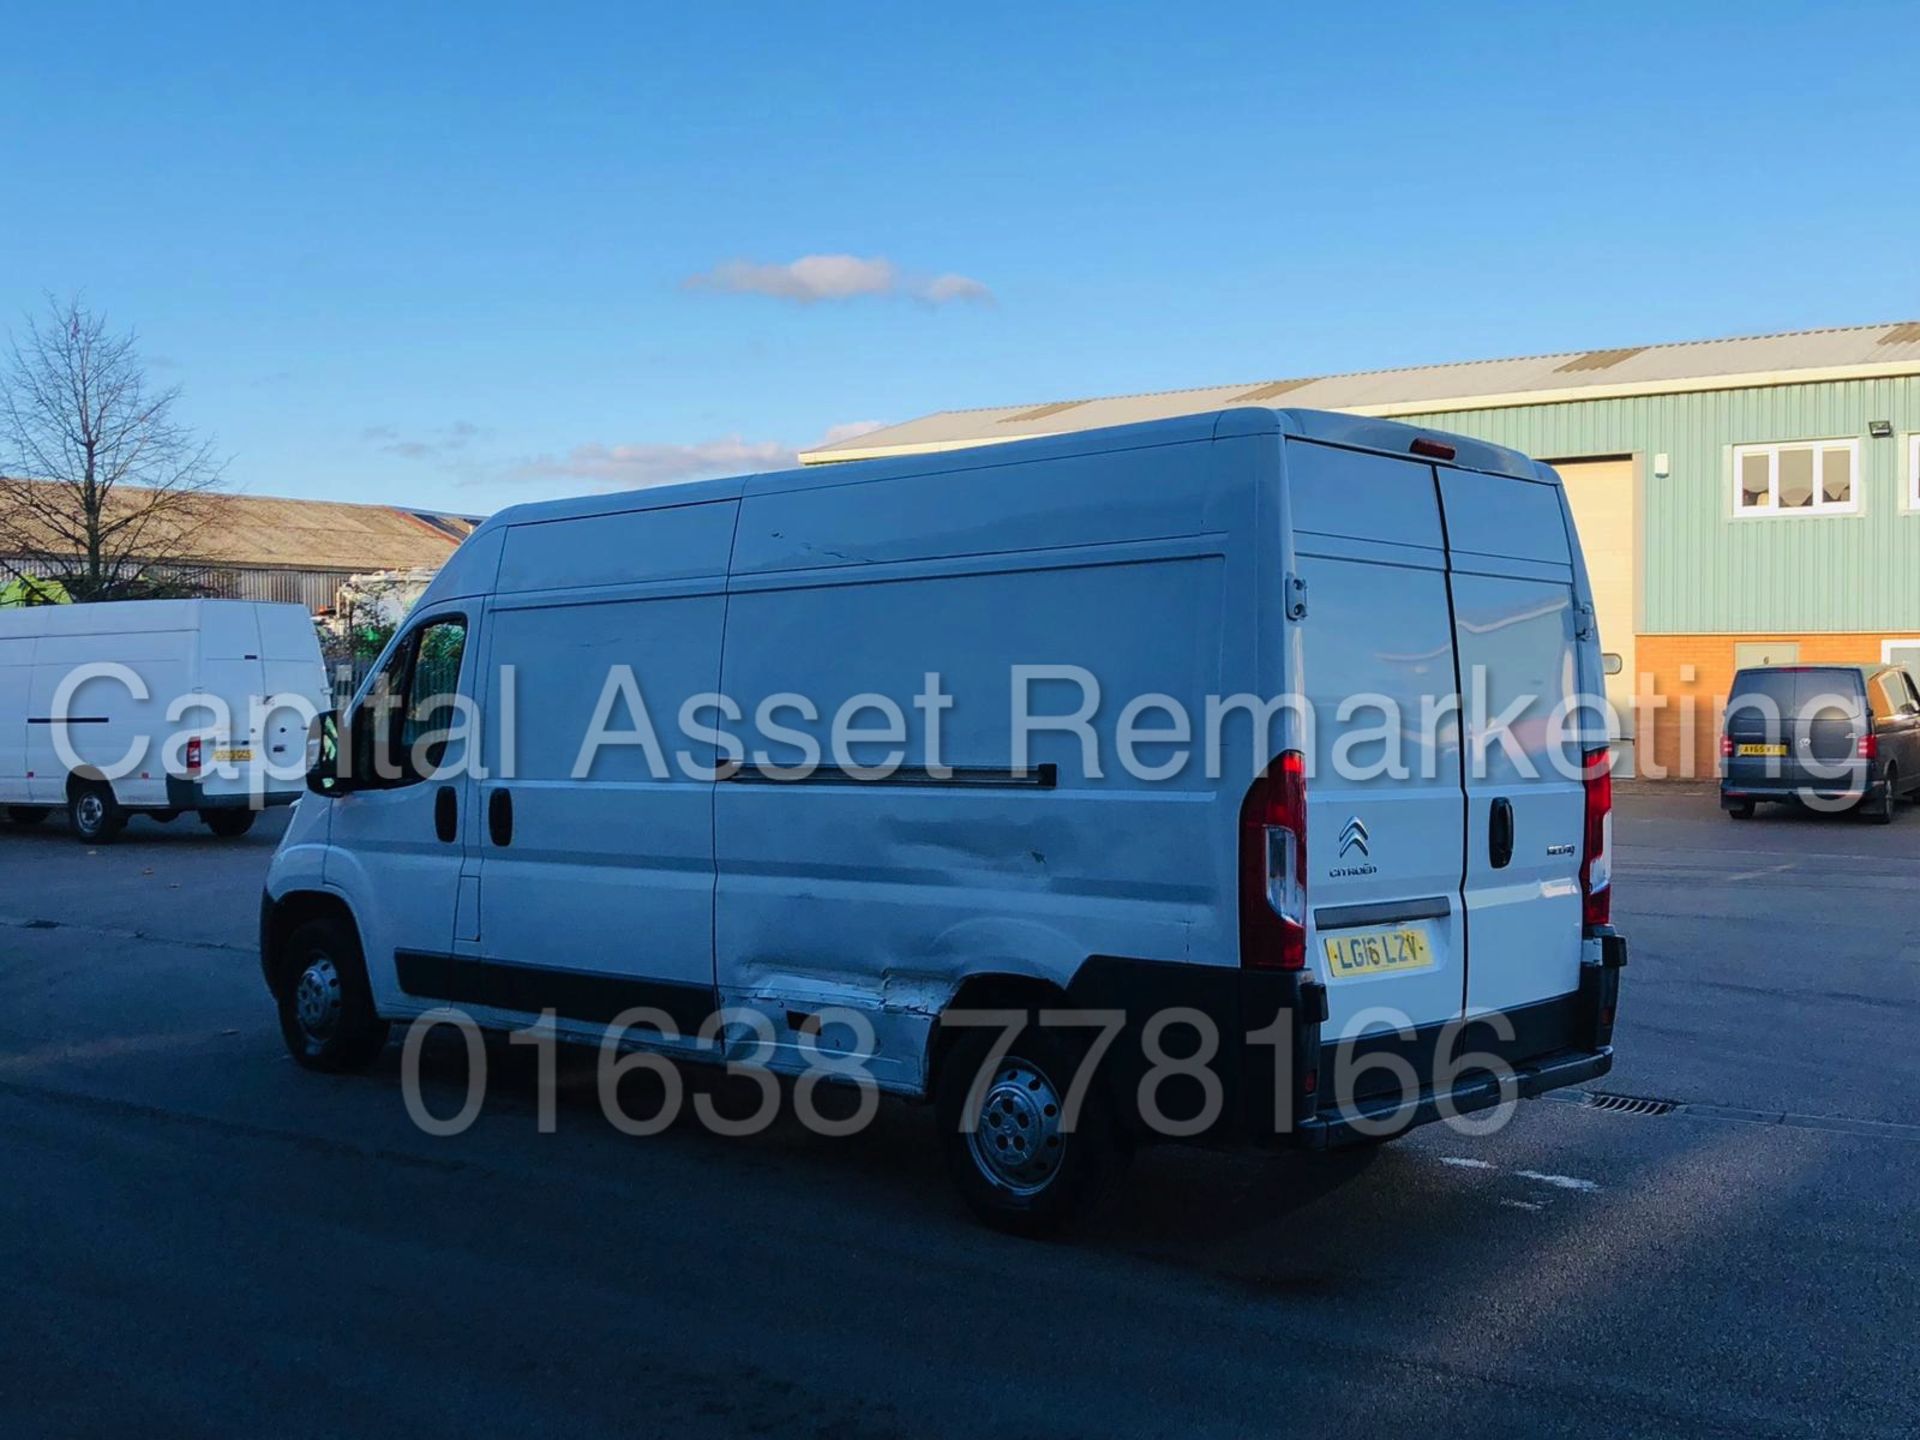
1859,733 -> 1879,760
1240,751 -> 1307,970
1719,733 -> 1734,759
185,737 -> 204,776
1580,746 -> 1612,930
1409,437 -> 1457,461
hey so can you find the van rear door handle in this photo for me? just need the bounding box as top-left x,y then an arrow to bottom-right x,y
488,787 -> 513,847
1488,797 -> 1514,869
433,785 -> 458,844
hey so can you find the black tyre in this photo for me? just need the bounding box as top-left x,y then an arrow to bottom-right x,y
935,1018 -> 1123,1237
202,809 -> 257,838
5,806 -> 51,827
68,781 -> 124,844
274,916 -> 390,1073
1727,800 -> 1756,820
1864,768 -> 1897,826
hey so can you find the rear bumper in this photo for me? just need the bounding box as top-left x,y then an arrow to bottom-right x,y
1722,759 -> 1881,805
165,777 -> 302,811
1064,928 -> 1627,1148
1292,1044 -> 1613,1149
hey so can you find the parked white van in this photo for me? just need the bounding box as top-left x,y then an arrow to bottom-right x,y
262,409 -> 1627,1232
0,599 -> 330,842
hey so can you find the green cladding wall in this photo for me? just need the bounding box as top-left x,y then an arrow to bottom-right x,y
1399,376 -> 1920,635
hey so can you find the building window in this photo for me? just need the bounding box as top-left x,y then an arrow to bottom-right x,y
1731,439 -> 1860,516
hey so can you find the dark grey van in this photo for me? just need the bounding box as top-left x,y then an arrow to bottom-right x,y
1720,664 -> 1920,822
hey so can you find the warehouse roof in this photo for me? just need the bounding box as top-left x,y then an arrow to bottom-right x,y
800,320 -> 1920,464
0,481 -> 480,573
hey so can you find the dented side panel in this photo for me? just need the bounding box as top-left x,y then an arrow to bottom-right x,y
714,433 -> 1275,1097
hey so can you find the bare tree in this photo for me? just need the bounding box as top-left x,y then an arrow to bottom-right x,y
0,295 -> 225,601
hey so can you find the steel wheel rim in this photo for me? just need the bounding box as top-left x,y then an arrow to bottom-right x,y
966,1057 -> 1067,1196
294,955 -> 344,1040
76,794 -> 104,831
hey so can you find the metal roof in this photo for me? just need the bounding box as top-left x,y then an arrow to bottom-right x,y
1,481 -> 480,573
801,320 -> 1920,464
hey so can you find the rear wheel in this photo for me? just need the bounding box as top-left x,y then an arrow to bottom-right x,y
936,1018 -> 1123,1237
4,806 -> 51,827
1727,800 -> 1756,820
274,916 -> 389,1072
201,809 -> 257,838
68,781 -> 123,844
1864,768 -> 1897,825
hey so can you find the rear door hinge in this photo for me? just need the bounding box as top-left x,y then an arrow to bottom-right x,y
1573,602 -> 1595,640
1285,571 -> 1309,621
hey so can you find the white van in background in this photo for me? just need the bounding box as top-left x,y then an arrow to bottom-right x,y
0,599 -> 330,843
263,408 -> 1628,1233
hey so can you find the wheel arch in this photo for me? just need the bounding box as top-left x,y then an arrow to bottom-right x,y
924,970 -> 1077,1101
260,889 -> 363,996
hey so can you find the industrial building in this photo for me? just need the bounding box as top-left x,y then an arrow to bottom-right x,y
1,489 -> 478,615
802,321 -> 1920,778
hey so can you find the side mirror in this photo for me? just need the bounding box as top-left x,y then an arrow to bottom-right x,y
306,710 -> 348,796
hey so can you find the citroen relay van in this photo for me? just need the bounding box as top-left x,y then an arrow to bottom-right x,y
0,599 -> 329,842
261,409 -> 1627,1233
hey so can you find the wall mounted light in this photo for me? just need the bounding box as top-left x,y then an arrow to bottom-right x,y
1869,420 -> 1894,438
1653,452 -> 1671,477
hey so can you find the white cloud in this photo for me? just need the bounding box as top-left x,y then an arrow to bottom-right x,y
684,253 -> 993,306
921,273 -> 994,305
815,419 -> 888,447
513,437 -> 798,490
509,419 -> 892,493
363,420 -> 489,462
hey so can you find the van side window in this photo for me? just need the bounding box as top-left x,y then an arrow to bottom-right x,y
361,615 -> 468,783
1868,675 -> 1895,723
401,620 -> 468,760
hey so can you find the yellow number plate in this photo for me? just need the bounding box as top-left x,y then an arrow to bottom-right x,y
1323,926 -> 1435,979
213,747 -> 254,763
1735,743 -> 1787,757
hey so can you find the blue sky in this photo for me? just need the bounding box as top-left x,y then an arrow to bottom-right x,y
4,1 -> 1914,511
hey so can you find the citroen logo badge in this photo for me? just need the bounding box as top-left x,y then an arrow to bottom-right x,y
1338,816 -> 1370,858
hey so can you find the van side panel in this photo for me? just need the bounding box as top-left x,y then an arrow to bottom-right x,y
715,439 -> 1246,1092
25,626 -> 192,808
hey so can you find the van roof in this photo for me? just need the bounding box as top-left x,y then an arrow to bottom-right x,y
1732,663 -> 1878,685
477,407 -> 1551,537
0,598 -> 288,637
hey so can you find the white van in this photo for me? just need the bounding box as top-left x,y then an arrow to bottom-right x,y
0,599 -> 330,842
262,409 -> 1627,1232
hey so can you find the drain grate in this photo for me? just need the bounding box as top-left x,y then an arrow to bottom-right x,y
1579,1090 -> 1680,1117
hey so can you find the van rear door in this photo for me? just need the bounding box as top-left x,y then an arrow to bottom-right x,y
1794,669 -> 1868,792
1288,442 -> 1468,1038
1436,466 -> 1587,1017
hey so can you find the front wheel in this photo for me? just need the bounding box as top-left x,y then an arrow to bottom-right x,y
68,782 -> 124,844
935,1019 -> 1124,1237
274,916 -> 390,1073
202,809 -> 257,838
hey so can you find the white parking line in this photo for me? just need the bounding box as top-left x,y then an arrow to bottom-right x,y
1514,1169 -> 1602,1193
